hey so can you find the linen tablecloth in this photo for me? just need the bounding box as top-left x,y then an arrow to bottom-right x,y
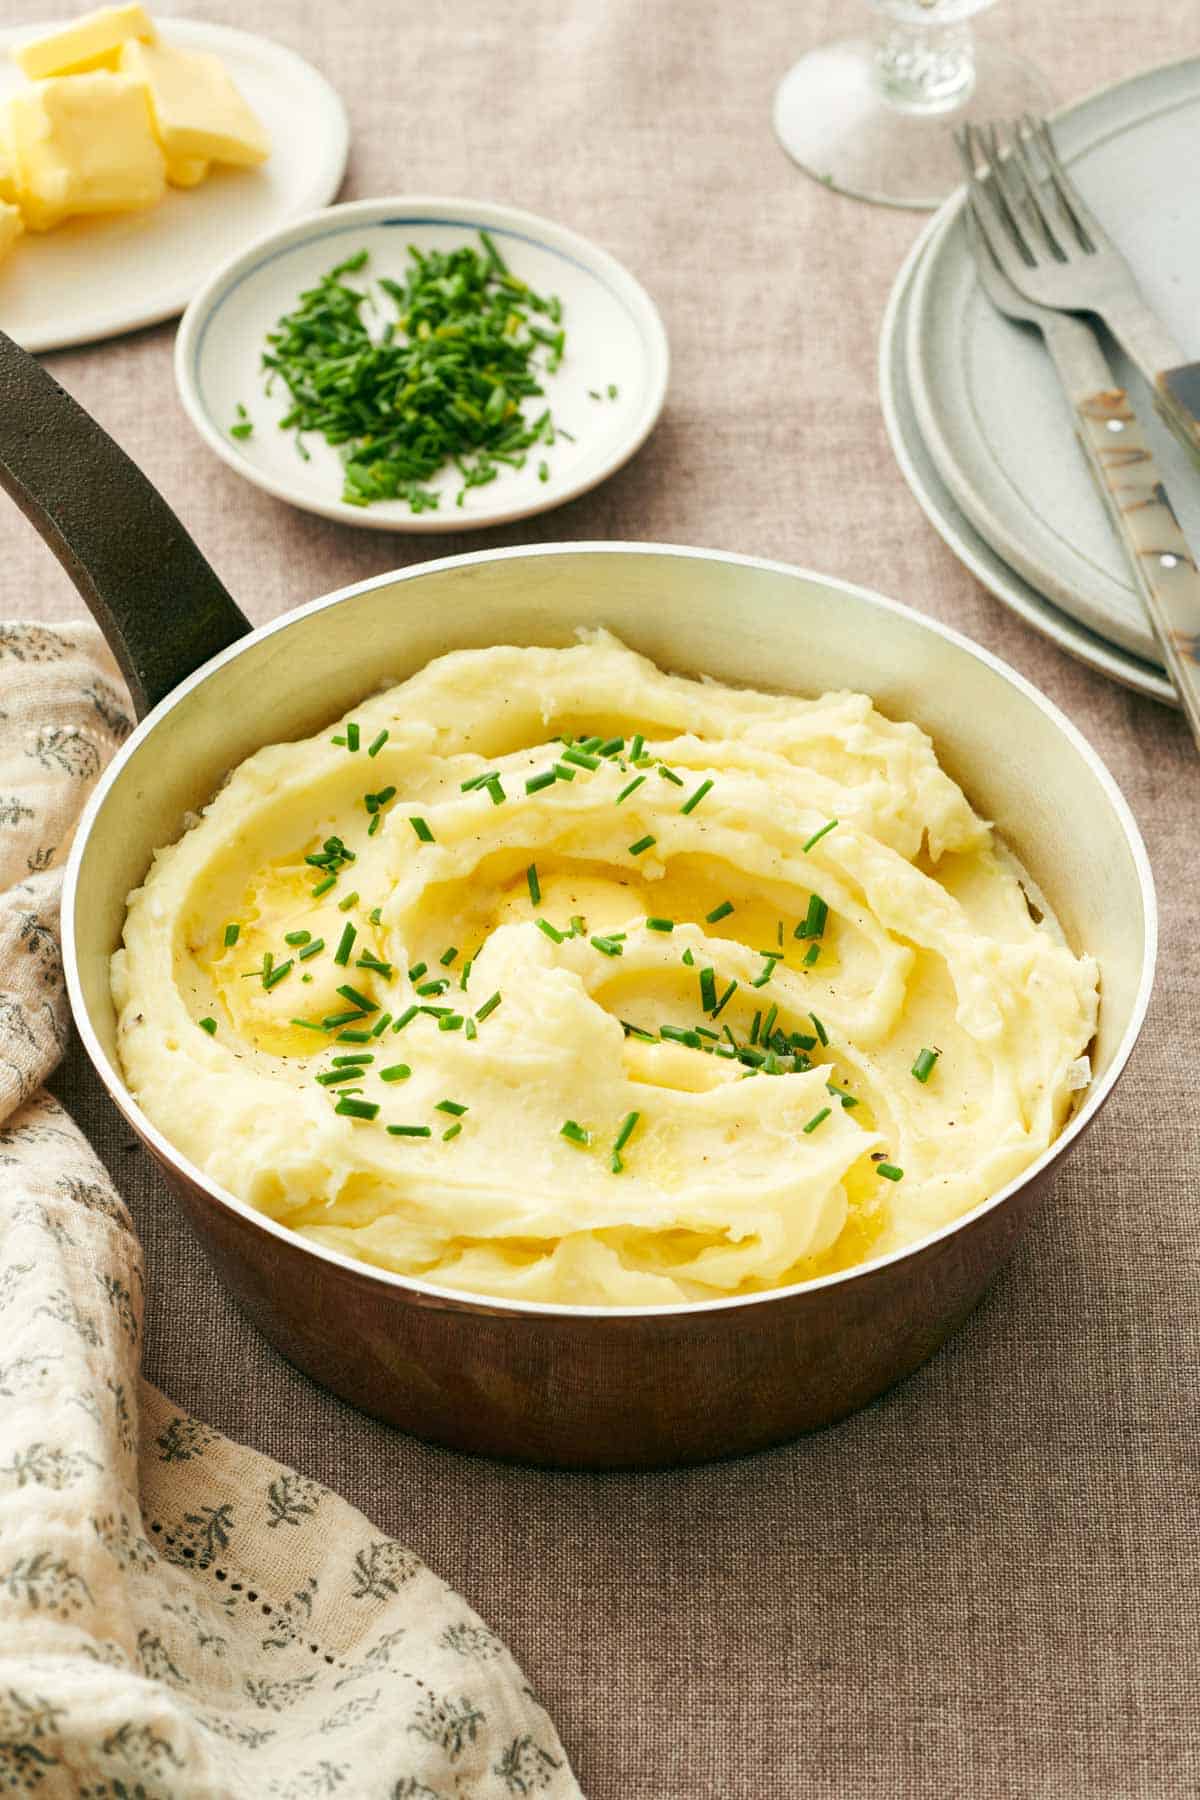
6,1 -> 1199,1793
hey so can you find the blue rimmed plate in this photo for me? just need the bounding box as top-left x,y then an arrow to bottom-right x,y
175,196 -> 670,531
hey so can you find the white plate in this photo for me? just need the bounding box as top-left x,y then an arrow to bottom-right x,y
0,18 -> 348,351
175,197 -> 670,532
905,56 -> 1200,668
879,210 -> 1175,708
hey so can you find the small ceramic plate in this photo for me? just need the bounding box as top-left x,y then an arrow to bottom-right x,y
905,55 -> 1200,668
879,213 -> 1175,708
175,197 -> 670,531
0,19 -> 348,352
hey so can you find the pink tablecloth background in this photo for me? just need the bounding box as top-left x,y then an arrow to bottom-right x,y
8,1 -> 1198,1792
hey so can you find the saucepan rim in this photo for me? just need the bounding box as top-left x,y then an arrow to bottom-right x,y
61,541 -> 1158,1323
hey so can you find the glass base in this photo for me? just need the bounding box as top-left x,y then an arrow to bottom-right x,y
773,36 -> 1055,210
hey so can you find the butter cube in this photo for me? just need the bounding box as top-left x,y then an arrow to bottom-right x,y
119,39 -> 269,168
11,6 -> 156,81
165,155 -> 209,189
8,73 -> 166,232
0,200 -> 23,264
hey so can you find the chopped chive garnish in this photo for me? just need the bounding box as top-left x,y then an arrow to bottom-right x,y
367,729 -> 389,758
751,957 -> 778,988
346,723 -> 360,753
464,1017 -> 478,1039
629,734 -> 645,761
877,1163 -> 904,1181
590,936 -> 623,957
438,1014 -> 464,1031
336,983 -> 376,1013
289,1018 -> 326,1032
569,915 -> 587,937
657,765 -> 684,787
416,979 -> 449,996
682,947 -> 695,966
699,966 -> 717,1012
621,1020 -> 655,1041
323,1009 -> 368,1029
537,918 -> 565,943
298,938 -> 324,961
333,1052 -> 373,1065
802,818 -> 839,854
827,1083 -> 857,1107
338,891 -> 360,912
526,864 -> 541,905
436,1099 -> 468,1116
599,737 -> 623,757
762,1003 -> 779,1041
409,817 -> 434,843
645,917 -> 674,932
804,945 -> 821,967
475,991 -> 502,1021
367,814 -> 382,837
311,874 -> 337,898
809,1012 -> 829,1047
459,958 -> 473,990
562,747 -> 599,771
285,930 -> 311,946
408,962 -> 428,981
680,778 -> 713,815
912,1048 -> 940,1083
440,946 -> 459,967
336,1028 -> 373,1043
379,1064 -> 411,1082
628,835 -> 655,857
616,774 -> 646,804
484,776 -> 505,806
198,1016 -> 217,1035
387,1124 -> 431,1138
223,923 -> 240,948
371,1013 -> 393,1036
608,383 -> 618,399
706,901 -> 734,924
538,461 -> 549,482
334,923 -> 357,966
661,1025 -> 702,1047
526,770 -> 557,794
263,958 -> 294,990
332,734 -> 345,746
317,1067 -> 365,1087
393,1005 -> 419,1032
610,1110 -> 640,1173
803,1107 -> 831,1134
578,736 -> 603,753
750,1010 -> 762,1045
370,908 -> 382,925
711,978 -> 738,1019
560,1119 -> 593,1146
357,953 -> 393,977
797,895 -> 828,939
442,1123 -> 463,1141
335,1097 -> 378,1120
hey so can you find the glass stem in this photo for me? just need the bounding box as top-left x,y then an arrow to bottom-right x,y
873,12 -> 978,115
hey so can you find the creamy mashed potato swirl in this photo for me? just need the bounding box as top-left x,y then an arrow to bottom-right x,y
112,635 -> 1099,1306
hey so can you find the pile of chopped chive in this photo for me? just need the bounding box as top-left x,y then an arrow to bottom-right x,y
260,234 -> 567,510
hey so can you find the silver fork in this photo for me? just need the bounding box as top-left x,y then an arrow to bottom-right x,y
961,192 -> 1200,745
956,116 -> 1200,466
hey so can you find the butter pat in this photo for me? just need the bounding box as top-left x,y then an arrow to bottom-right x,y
119,39 -> 269,167
8,73 -> 165,232
0,200 -> 23,264
11,5 -> 156,80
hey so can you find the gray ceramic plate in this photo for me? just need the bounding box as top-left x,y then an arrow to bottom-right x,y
880,219 -> 1174,707
905,55 -> 1200,671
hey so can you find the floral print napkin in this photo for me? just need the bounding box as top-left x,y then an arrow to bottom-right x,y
0,621 -> 580,1800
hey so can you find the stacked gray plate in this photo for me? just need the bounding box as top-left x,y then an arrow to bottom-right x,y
880,56 -> 1200,708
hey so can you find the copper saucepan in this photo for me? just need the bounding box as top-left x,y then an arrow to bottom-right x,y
0,335 -> 1156,1469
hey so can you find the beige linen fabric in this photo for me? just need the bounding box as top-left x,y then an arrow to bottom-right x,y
3,1 -> 1199,1795
0,623 -> 580,1799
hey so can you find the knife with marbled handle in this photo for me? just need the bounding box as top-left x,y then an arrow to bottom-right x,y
965,201 -> 1200,748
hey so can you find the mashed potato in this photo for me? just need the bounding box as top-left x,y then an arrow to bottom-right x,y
112,635 -> 1099,1306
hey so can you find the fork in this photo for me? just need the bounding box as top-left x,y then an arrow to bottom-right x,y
959,192 -> 1200,745
956,116 -> 1200,466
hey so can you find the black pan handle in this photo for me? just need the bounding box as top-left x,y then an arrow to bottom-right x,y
0,329 -> 250,719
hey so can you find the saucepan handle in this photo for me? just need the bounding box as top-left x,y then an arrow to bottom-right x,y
0,328 -> 250,719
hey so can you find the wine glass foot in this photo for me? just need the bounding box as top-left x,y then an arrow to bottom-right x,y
773,36 -> 1054,210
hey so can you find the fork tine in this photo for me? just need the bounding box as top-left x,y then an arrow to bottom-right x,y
980,122 -> 1057,260
953,125 -> 1038,288
1023,114 -> 1102,252
999,120 -> 1068,260
966,121 -> 1035,266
